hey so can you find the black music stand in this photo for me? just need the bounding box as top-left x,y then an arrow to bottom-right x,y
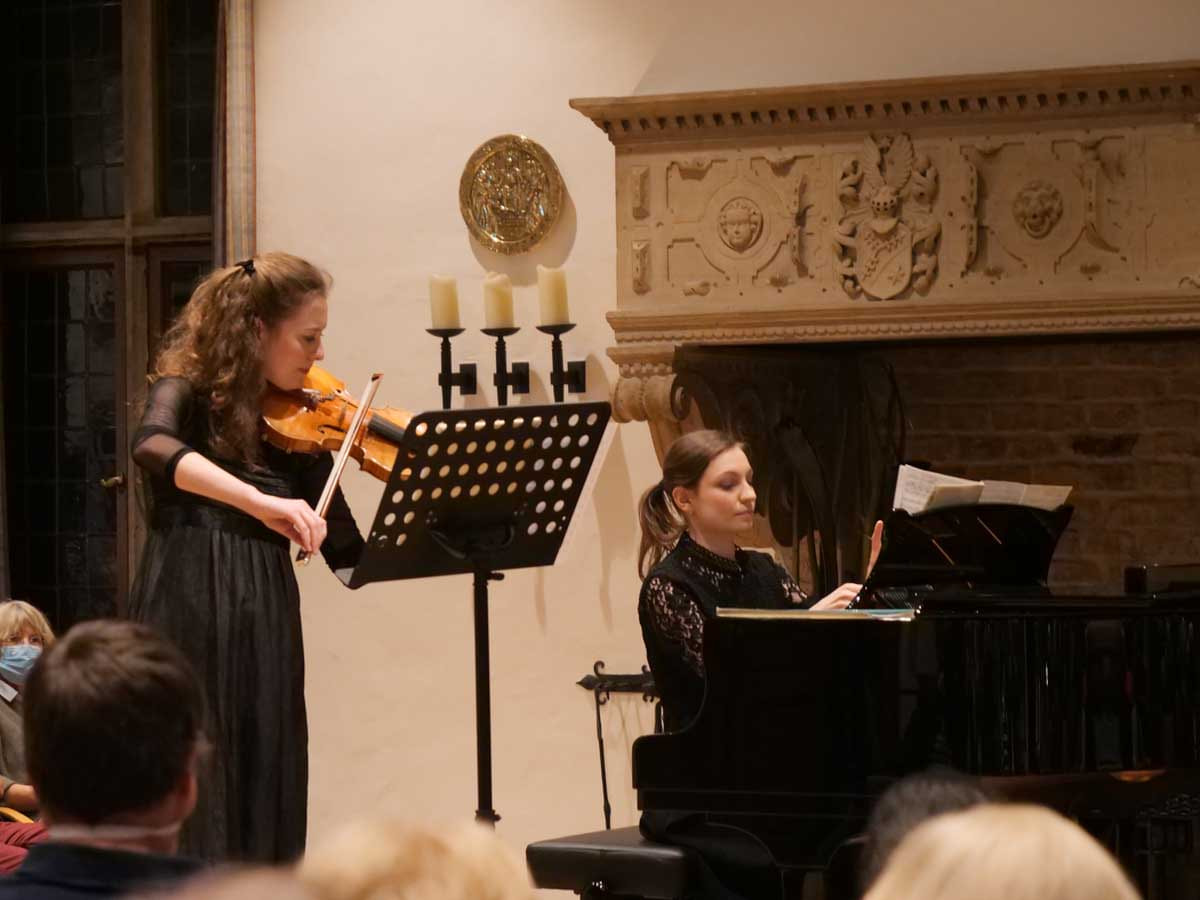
337,401 -> 612,825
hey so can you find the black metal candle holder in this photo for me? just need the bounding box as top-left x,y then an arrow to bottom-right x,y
481,326 -> 530,407
427,328 -> 478,410
537,323 -> 587,403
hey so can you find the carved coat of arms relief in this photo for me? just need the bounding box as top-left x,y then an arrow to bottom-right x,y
833,134 -> 941,300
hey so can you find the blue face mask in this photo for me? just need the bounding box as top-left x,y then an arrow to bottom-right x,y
0,644 -> 41,685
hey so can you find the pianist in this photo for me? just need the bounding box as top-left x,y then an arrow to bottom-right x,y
637,429 -> 878,732
635,429 -> 880,899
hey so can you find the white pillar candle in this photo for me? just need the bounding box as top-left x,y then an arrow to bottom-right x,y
537,264 -> 570,326
429,275 -> 460,330
482,272 -> 515,329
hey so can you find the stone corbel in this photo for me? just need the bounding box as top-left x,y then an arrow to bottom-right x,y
612,372 -> 681,425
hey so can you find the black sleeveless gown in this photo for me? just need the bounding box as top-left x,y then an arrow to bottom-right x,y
638,532 -> 812,900
128,377 -> 364,864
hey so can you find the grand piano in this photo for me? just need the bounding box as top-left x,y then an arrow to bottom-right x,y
631,504 -> 1200,899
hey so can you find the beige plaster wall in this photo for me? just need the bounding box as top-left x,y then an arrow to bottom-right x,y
254,0 -> 1199,877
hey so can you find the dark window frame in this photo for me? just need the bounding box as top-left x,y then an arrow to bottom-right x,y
0,0 -> 216,607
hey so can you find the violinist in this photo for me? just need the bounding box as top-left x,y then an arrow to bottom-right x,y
128,252 -> 361,864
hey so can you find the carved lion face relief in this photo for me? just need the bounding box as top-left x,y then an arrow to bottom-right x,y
717,198 -> 763,252
1012,180 -> 1064,239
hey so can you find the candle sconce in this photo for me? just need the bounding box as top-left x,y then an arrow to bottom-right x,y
481,327 -> 530,407
537,324 -> 587,403
427,328 -> 478,410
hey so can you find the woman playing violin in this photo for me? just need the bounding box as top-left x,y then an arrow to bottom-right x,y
128,252 -> 363,864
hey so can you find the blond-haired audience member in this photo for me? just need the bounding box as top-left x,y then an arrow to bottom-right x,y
0,599 -> 55,805
299,821 -> 534,900
0,600 -> 55,872
864,803 -> 1140,900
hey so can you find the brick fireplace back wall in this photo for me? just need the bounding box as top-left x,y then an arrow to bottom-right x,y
881,333 -> 1200,591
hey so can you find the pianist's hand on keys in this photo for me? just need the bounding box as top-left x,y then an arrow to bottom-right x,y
809,520 -> 883,610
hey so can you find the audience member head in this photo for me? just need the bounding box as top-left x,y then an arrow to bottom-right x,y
0,599 -> 56,688
637,429 -> 749,576
299,820 -> 534,900
24,620 -> 205,854
859,769 -> 989,891
863,803 -> 1140,900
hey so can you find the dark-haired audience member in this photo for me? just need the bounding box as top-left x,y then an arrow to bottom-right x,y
857,769 -> 989,894
0,620 -> 207,898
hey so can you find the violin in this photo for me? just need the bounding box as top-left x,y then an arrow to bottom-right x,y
261,365 -> 413,482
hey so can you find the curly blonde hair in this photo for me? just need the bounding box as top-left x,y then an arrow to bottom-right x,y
152,251 -> 331,465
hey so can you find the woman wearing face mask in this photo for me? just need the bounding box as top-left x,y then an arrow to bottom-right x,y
636,430 -> 882,900
127,252 -> 364,865
0,600 -> 54,871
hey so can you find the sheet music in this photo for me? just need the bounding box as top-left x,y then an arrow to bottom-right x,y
977,480 -> 1071,510
926,483 -> 985,510
895,464 -> 1072,514
1014,483 -> 1072,510
893,464 -> 983,514
976,480 -> 1026,504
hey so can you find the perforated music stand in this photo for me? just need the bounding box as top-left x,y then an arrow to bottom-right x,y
337,401 -> 612,825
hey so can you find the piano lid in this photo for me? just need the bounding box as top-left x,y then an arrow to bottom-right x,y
867,503 -> 1074,589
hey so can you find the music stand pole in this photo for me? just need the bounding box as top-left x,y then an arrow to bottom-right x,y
473,565 -> 502,824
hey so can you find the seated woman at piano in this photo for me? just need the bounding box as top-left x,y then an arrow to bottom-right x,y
636,429 -> 880,900
638,429 -> 879,733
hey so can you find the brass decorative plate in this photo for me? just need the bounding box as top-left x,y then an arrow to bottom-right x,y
459,134 -> 564,255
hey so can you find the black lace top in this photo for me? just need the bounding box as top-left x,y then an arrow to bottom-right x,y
132,376 -> 364,571
638,532 -> 811,731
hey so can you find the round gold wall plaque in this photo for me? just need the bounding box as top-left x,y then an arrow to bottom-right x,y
459,134 -> 564,255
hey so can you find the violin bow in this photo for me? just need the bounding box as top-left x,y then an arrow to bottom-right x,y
296,372 -> 383,566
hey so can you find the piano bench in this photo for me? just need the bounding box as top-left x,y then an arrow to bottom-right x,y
526,826 -> 694,899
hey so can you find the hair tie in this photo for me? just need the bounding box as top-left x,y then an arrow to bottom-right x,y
235,258 -> 256,277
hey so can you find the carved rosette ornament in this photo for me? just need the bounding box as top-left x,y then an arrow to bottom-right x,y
459,134 -> 564,254
833,135 -> 941,299
1013,180 -> 1064,238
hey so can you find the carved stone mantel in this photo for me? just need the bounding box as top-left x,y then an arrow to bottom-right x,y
571,62 -> 1200,427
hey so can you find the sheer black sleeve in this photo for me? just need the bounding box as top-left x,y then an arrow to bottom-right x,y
131,377 -> 197,484
780,567 -> 811,608
639,575 -> 707,675
297,453 -> 366,574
